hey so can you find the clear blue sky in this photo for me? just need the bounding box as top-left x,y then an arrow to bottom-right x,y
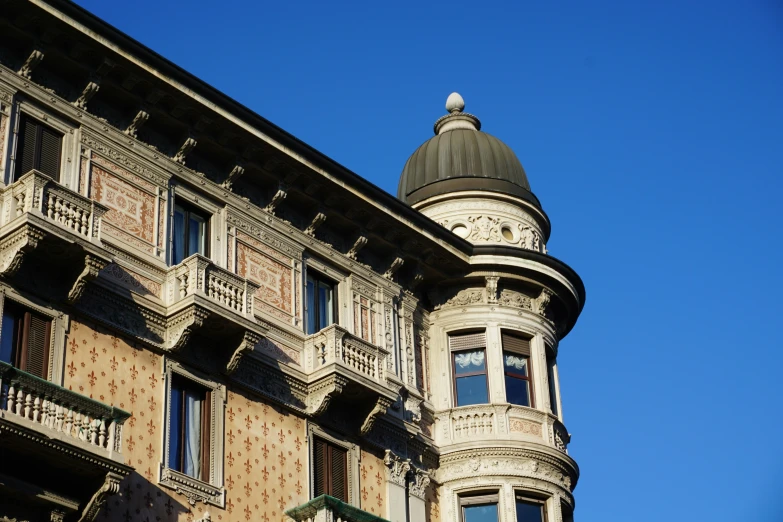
73,1 -> 782,520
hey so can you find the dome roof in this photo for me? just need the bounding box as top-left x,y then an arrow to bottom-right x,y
398,93 -> 540,208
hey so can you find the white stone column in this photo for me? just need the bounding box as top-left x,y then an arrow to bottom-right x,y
532,333 -> 549,412
384,450 -> 410,522
485,323 -> 503,403
409,466 -> 431,522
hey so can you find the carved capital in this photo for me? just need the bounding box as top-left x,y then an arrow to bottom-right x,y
485,276 -> 499,304
67,253 -> 110,303
534,288 -> 553,316
359,396 -> 393,436
408,466 -> 431,499
383,450 -> 411,487
77,471 -> 122,522
225,330 -> 264,375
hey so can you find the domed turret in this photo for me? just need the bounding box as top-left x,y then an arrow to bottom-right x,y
397,93 -> 541,210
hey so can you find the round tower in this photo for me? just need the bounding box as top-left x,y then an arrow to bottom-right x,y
400,94 -> 585,522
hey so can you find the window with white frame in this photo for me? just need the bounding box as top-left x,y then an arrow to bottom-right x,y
305,269 -> 337,335
460,492 -> 499,522
307,423 -> 359,505
161,362 -> 226,507
502,331 -> 534,408
450,331 -> 488,407
515,493 -> 548,522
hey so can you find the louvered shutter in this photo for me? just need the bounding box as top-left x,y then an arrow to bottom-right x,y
38,125 -> 62,180
22,312 -> 51,379
501,332 -> 531,356
15,116 -> 37,180
330,445 -> 348,501
448,331 -> 486,351
314,438 -> 327,497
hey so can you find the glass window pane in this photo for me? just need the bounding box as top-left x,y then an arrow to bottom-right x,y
464,503 -> 498,522
453,349 -> 486,375
173,205 -> 185,265
505,375 -> 531,407
318,281 -> 333,328
0,311 -> 16,364
504,352 -> 529,377
456,374 -> 488,406
189,213 -> 206,256
516,499 -> 544,522
168,383 -> 183,471
306,276 -> 316,335
183,388 -> 203,479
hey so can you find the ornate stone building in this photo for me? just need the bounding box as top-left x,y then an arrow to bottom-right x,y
0,2 -> 584,522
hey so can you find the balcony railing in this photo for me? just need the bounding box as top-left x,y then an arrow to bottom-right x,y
0,361 -> 130,459
285,495 -> 389,522
165,254 -> 259,318
306,324 -> 388,384
4,170 -> 107,241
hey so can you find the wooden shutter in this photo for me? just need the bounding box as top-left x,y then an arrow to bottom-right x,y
313,438 -> 327,497
38,125 -> 62,180
501,332 -> 530,356
200,390 -> 212,482
448,331 -> 486,351
330,444 -> 348,501
15,116 -> 37,180
19,311 -> 51,379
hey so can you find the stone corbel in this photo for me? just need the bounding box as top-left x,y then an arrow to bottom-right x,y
166,306 -> 210,352
125,110 -> 149,138
383,257 -> 404,280
383,450 -> 411,488
221,164 -> 245,189
0,225 -> 45,277
74,81 -> 100,110
408,466 -> 431,500
19,49 -> 44,78
67,253 -> 110,304
173,137 -> 197,164
306,375 -> 347,416
263,183 -> 288,214
346,235 -> 368,260
485,275 -> 499,304
225,330 -> 264,375
51,509 -> 66,522
77,471 -> 122,522
359,396 -> 394,436
533,288 -> 553,316
304,212 -> 327,237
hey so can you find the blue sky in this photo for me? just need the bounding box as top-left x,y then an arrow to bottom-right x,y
73,1 -> 783,520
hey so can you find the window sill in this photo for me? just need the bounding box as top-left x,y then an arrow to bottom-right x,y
159,466 -> 225,508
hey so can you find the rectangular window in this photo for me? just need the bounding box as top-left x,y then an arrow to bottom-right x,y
515,496 -> 547,522
0,302 -> 51,379
313,437 -> 347,501
450,332 -> 488,407
502,332 -> 534,407
305,271 -> 335,335
14,114 -> 62,181
546,350 -> 558,416
168,374 -> 211,481
172,201 -> 209,265
460,494 -> 499,522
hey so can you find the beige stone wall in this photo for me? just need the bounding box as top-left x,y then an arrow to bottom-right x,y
359,450 -> 386,517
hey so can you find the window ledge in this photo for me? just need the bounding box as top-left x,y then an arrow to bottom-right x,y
159,466 -> 225,508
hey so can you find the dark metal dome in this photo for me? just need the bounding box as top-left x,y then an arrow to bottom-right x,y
397,93 -> 541,208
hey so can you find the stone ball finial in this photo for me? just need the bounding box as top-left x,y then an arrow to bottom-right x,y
445,92 -> 465,113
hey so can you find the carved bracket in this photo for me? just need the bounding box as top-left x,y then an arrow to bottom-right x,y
383,257 -> 404,280
0,225 -> 45,277
74,81 -> 100,110
225,330 -> 264,375
173,137 -> 197,164
263,183 -> 288,214
306,375 -> 347,416
166,306 -> 210,352
485,276 -> 499,304
346,235 -> 368,260
221,165 -> 245,189
533,288 -> 553,316
304,212 -> 327,237
124,110 -> 149,138
19,49 -> 44,78
67,253 -> 110,304
359,396 -> 394,436
77,471 -> 122,522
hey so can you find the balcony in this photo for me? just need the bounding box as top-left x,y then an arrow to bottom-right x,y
286,495 -> 390,522
162,254 -> 266,374
303,325 -> 396,434
0,361 -> 131,520
0,170 -> 111,303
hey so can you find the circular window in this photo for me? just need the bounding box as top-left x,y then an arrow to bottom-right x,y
451,223 -> 469,238
501,226 -> 515,242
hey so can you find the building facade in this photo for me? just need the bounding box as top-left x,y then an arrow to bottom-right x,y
0,2 -> 585,522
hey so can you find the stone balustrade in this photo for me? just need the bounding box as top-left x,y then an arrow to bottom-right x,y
306,324 -> 388,384
3,169 -> 107,240
166,253 -> 259,318
0,361 -> 130,459
285,494 -> 389,522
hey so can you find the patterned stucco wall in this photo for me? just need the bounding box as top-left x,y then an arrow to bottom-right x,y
359,450 -> 386,517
